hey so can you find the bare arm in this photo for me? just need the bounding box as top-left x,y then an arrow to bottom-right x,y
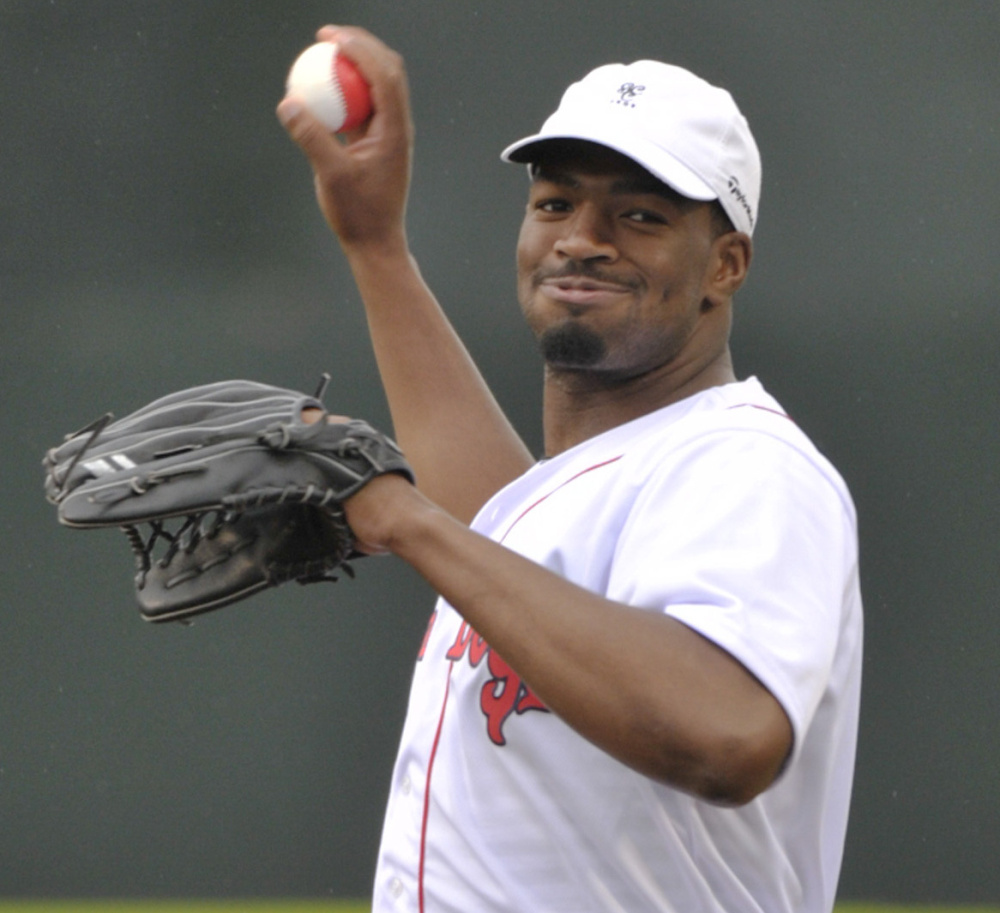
278,26 -> 533,523
347,475 -> 794,805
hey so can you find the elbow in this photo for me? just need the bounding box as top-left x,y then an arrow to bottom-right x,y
706,721 -> 794,806
695,695 -> 795,806
648,716 -> 793,807
694,736 -> 790,806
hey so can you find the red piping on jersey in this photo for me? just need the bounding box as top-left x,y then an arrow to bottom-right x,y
499,405 -> 790,545
417,454 -> 622,907
498,455 -> 624,544
419,661 -> 453,913
726,402 -> 791,420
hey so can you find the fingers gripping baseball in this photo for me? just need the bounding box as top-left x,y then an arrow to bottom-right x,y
278,27 -> 413,249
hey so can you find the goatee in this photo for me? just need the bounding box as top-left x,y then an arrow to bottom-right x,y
538,323 -> 607,368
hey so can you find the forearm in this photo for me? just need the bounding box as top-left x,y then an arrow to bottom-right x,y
344,240 -> 534,522
355,477 -> 793,804
277,26 -> 532,523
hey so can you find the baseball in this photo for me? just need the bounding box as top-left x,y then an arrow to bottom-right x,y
285,42 -> 373,133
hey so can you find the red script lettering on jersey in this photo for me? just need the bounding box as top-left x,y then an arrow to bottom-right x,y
446,620 -> 548,745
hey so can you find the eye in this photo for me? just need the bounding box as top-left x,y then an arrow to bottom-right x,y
624,208 -> 668,225
534,197 -> 572,214
528,195 -> 574,221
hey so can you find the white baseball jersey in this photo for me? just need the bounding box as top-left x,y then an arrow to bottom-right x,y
372,377 -> 863,913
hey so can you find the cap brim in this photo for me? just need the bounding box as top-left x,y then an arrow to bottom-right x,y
501,133 -> 717,203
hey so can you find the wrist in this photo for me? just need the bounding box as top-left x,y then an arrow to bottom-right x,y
344,473 -> 437,555
342,228 -> 412,271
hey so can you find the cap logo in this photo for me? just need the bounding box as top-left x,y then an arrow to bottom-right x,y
727,175 -> 755,229
613,82 -> 646,108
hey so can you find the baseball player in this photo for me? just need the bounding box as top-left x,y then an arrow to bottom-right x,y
278,25 -> 863,913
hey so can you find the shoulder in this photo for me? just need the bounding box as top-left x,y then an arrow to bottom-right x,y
620,379 -> 857,520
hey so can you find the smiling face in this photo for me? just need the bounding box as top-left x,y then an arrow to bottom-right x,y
516,140 -> 748,391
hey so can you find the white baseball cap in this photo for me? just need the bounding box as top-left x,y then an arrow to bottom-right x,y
501,60 -> 761,236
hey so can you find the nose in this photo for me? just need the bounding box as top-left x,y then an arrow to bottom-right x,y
553,204 -> 618,262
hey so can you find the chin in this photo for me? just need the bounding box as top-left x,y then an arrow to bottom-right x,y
538,322 -> 608,369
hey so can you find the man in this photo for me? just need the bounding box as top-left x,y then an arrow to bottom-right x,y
278,25 -> 862,913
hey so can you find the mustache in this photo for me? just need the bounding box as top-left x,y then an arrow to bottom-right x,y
532,261 -> 643,291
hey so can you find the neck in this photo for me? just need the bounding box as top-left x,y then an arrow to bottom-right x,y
541,348 -> 736,456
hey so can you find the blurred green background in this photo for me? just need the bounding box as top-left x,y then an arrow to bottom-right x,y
2,0 -> 997,906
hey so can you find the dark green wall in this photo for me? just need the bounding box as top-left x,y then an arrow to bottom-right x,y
2,0 -> 997,902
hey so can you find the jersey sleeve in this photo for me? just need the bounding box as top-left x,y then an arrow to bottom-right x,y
607,425 -> 858,755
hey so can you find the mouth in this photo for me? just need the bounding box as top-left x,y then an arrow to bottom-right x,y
537,273 -> 636,307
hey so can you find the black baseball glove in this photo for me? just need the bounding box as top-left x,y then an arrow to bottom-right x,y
43,377 -> 413,624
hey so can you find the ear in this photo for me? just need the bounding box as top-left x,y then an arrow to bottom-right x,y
703,232 -> 752,309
